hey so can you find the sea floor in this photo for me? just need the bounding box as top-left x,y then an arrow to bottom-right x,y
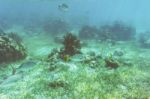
0,28 -> 150,99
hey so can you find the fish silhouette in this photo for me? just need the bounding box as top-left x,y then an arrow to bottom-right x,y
58,3 -> 69,12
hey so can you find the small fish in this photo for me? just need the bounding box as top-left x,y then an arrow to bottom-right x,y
17,60 -> 37,71
58,3 -> 69,12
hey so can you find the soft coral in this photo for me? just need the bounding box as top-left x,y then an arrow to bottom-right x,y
60,33 -> 81,57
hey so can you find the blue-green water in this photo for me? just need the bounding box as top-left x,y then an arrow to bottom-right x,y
0,0 -> 150,99
0,0 -> 150,30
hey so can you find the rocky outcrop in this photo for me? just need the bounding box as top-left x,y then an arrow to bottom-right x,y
0,35 -> 26,64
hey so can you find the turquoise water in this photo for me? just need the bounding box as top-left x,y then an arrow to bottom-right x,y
0,0 -> 150,30
0,0 -> 150,99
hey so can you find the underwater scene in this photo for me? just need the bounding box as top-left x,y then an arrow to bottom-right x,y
0,0 -> 150,98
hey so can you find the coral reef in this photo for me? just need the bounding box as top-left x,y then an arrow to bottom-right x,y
81,54 -> 102,68
79,25 -> 98,39
138,31 -> 150,48
47,48 -> 59,60
98,25 -> 115,41
43,19 -> 69,36
98,21 -> 136,41
47,48 -> 60,65
1,31 -> 150,98
79,21 -> 135,41
110,21 -> 136,41
7,32 -> 22,45
47,33 -> 81,62
0,35 -> 26,64
59,33 -> 81,57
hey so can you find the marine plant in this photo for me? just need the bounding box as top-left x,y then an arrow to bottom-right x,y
48,33 -> 81,61
104,54 -> 120,69
62,54 -> 71,62
59,33 -> 81,58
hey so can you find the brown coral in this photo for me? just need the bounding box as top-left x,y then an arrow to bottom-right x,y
0,35 -> 26,64
105,58 -> 119,69
59,33 -> 81,57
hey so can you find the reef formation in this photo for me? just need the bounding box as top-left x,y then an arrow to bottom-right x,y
0,33 -> 26,64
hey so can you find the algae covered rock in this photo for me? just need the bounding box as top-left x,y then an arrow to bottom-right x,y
0,35 -> 26,63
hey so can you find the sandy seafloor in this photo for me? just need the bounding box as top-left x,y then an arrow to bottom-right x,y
0,26 -> 150,99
